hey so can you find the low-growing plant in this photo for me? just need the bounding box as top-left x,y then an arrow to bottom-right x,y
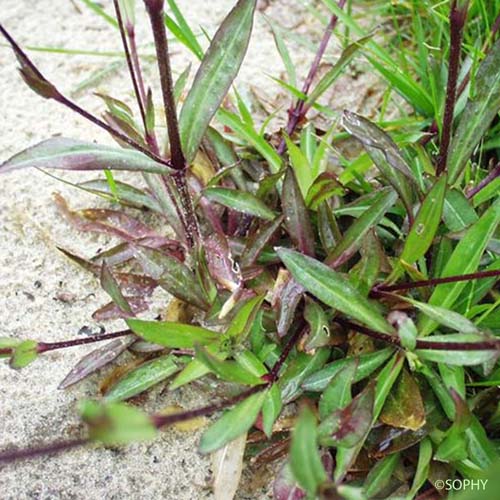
1,0 -> 500,498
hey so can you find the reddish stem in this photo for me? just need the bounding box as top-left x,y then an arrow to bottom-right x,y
373,268 -> 500,294
276,1 -> 346,156
465,161 -> 500,199
436,0 -> 469,176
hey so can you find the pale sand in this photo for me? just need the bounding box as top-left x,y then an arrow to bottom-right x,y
0,1 -> 377,498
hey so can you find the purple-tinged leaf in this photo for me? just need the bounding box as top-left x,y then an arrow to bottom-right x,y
0,138 -> 170,174
240,215 -> 284,268
318,382 -> 375,447
273,462 -> 306,500
305,172 -> 344,210
103,111 -> 147,148
278,248 -> 394,334
341,111 -> 416,216
92,297 -> 148,321
100,262 -> 133,316
276,276 -> 304,338
133,246 -> 209,309
282,167 -> 315,256
205,233 -> 241,292
58,336 -> 135,389
58,247 -> 158,296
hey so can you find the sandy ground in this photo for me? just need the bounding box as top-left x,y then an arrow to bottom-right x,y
0,1 -> 378,499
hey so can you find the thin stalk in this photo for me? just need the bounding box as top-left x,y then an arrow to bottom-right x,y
276,1 -> 346,156
0,330 -> 133,357
436,0 -> 469,176
37,329 -> 133,353
336,318 -> 500,352
465,161 -> 500,199
0,24 -> 169,170
112,0 -> 147,131
372,268 -> 500,294
0,438 -> 89,464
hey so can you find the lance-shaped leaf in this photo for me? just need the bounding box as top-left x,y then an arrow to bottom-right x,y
100,262 -> 133,316
419,199 -> 500,335
0,138 -> 169,174
195,345 -> 263,385
58,336 -> 135,389
318,382 -> 375,447
319,358 -> 357,419
204,233 -> 241,292
240,215 -> 284,268
447,38 -> 500,183
277,248 -> 394,334
179,0 -> 257,163
104,355 -> 179,402
282,167 -> 315,256
364,453 -> 401,498
326,187 -> 397,267
204,187 -> 276,221
133,246 -> 209,309
277,277 -> 304,338
302,348 -> 394,392
126,319 -> 219,348
303,298 -> 330,351
289,407 -> 327,497
225,294 -> 265,341
199,389 -> 267,454
397,174 -> 447,269
92,297 -> 148,321
341,111 -> 416,215
79,178 -> 162,212
262,384 -> 282,438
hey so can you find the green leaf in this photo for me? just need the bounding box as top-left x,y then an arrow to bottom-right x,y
9,340 -> 38,369
402,297 -> 480,334
179,0 -> 257,163
443,189 -> 478,232
195,345 -> 264,385
398,174 -> 447,269
267,20 -> 296,88
419,199 -> 500,335
319,358 -> 357,419
199,389 -> 267,454
282,167 -> 315,256
407,438 -> 433,499
204,187 -> 276,220
126,319 -> 219,348
80,400 -> 157,445
289,406 -> 326,496
447,38 -> 500,184
325,187 -> 398,267
277,248 -> 394,333
225,295 -> 265,341
364,452 -> 400,498
0,337 -> 21,358
0,138 -> 169,174
302,347 -> 394,392
104,355 -> 179,402
262,384 -> 282,437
